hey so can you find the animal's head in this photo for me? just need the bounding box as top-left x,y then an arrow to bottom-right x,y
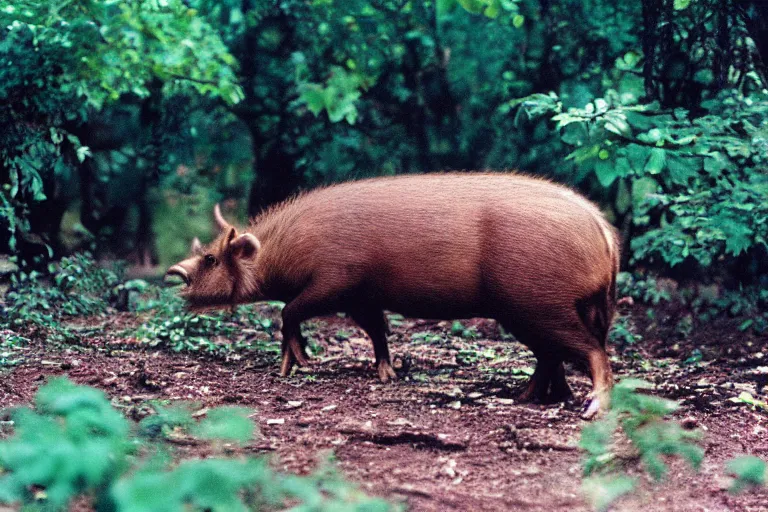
165,205 -> 262,309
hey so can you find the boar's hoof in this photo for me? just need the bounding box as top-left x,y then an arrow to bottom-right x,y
580,395 -> 603,420
377,361 -> 397,383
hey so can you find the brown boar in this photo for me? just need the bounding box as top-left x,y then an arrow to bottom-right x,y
166,173 -> 619,418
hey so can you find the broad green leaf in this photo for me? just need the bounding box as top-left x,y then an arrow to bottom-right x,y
594,159 -> 619,187
457,0 -> 485,14
666,154 -> 699,185
644,148 -> 666,175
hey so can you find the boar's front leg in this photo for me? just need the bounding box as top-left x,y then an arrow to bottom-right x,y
349,308 -> 397,383
279,326 -> 309,377
279,283 -> 350,377
278,291 -> 328,377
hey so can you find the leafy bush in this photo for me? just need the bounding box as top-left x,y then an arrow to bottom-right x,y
726,456 -> 768,493
0,377 -> 397,512
516,89 -> 768,278
580,379 -> 704,510
0,0 -> 242,255
0,330 -> 26,367
608,315 -> 641,347
1,253 -> 124,338
688,286 -> 768,333
616,272 -> 672,306
133,286 -> 279,357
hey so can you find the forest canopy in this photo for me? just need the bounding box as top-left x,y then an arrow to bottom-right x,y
1,0 -> 767,286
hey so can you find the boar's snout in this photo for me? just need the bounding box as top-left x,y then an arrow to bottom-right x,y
165,264 -> 191,286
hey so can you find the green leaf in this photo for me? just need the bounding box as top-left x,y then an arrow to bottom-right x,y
76,146 -> 91,163
594,159 -> 619,187
644,148 -> 666,175
436,0 -> 457,17
193,406 -> 256,444
457,0 -> 484,14
513,14 -> 525,28
632,177 -> 658,208
666,154 -> 699,185
726,456 -> 767,492
674,0 -> 692,10
582,475 -> 637,512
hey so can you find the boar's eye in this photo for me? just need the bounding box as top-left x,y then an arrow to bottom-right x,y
203,254 -> 218,267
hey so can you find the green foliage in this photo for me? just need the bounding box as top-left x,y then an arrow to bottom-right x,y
689,286 -> 768,333
0,330 -> 27,367
133,286 -> 279,356
0,377 -> 131,509
138,401 -> 257,446
581,474 -> 637,512
450,321 -> 479,339
726,456 -> 767,493
0,377 -> 397,512
517,89 -> 768,274
728,392 -> 768,412
580,379 -> 704,509
608,314 -> 641,347
1,253 -> 123,339
616,272 -> 672,306
0,0 -> 241,254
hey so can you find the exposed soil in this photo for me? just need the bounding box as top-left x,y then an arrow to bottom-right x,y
1,302 -> 767,511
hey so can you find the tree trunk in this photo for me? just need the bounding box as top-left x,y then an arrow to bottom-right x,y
246,137 -> 301,218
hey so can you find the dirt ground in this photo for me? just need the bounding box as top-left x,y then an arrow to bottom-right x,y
1,302 -> 767,511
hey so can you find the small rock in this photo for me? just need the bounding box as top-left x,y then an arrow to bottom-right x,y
447,400 -> 462,410
286,401 -> 303,409
681,416 -> 698,430
338,420 -> 373,434
439,459 -> 457,478
266,418 -> 285,425
447,387 -> 463,397
296,417 -> 315,427
388,418 -> 415,427
322,404 -> 337,412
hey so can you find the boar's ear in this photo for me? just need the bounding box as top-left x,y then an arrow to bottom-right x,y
229,233 -> 261,259
190,237 -> 203,255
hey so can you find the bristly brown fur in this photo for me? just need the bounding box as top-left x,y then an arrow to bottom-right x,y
168,171 -> 620,416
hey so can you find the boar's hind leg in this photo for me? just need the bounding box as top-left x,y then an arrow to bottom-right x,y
517,354 -> 555,403
551,328 -> 612,419
517,355 -> 571,403
581,348 -> 612,419
349,309 -> 397,383
549,360 -> 573,402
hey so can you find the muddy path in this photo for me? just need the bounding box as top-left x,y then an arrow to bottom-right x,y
1,305 -> 766,511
